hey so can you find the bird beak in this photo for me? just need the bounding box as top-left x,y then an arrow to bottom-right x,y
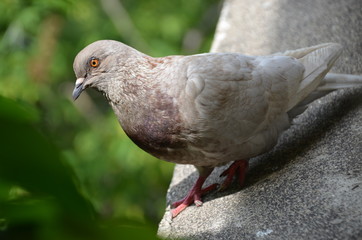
72,78 -> 85,101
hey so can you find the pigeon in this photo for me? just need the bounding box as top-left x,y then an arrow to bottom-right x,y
72,40 -> 355,218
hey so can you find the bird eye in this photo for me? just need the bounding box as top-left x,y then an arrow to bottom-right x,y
89,58 -> 100,68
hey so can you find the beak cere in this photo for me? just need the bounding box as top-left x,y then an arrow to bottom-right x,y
72,78 -> 85,101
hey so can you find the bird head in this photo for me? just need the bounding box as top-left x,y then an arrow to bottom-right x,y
72,40 -> 137,101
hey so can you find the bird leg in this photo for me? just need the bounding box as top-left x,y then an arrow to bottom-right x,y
219,159 -> 248,191
171,167 -> 218,218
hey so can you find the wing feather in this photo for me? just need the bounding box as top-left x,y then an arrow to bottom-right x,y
184,53 -> 304,145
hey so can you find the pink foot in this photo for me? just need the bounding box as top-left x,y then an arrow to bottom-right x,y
219,159 -> 248,191
171,168 -> 217,218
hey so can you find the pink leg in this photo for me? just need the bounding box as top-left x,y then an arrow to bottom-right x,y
219,159 -> 248,191
171,167 -> 218,218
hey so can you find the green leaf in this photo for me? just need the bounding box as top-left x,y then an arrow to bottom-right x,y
0,96 -> 39,123
0,96 -> 93,219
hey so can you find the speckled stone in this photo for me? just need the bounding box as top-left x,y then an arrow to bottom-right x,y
158,0 -> 362,239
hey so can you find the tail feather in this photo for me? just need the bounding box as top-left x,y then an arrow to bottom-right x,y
288,73 -> 362,118
282,43 -> 343,111
317,73 -> 362,91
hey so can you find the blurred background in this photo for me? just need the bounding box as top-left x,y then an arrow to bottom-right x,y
0,0 -> 221,239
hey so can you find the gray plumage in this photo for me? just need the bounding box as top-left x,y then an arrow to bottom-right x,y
73,40 -> 359,217
73,40 -> 343,166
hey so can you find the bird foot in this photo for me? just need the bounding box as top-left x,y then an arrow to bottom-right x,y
219,159 -> 248,191
170,160 -> 248,218
171,182 -> 218,218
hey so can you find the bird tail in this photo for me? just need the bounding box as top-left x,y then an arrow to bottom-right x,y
280,43 -> 343,111
288,72 -> 362,118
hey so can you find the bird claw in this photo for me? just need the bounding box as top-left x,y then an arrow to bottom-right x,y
194,200 -> 203,207
170,160 -> 248,217
171,203 -> 189,218
170,183 -> 218,218
219,160 -> 248,191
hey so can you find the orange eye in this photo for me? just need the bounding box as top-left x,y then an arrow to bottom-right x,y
89,58 -> 99,68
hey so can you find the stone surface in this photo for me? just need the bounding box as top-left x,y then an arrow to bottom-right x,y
158,0 -> 362,239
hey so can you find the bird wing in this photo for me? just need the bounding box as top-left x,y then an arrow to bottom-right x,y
275,43 -> 343,111
183,53 -> 304,145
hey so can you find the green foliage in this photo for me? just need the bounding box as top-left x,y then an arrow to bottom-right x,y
0,97 -> 159,239
0,0 -> 220,238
